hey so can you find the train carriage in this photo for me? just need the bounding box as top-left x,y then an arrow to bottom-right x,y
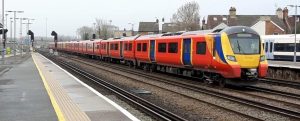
53,26 -> 268,87
100,40 -> 110,60
261,34 -> 300,61
120,36 -> 137,66
86,40 -> 94,55
73,41 -> 80,53
106,38 -> 123,61
132,34 -> 162,69
93,39 -> 102,57
154,35 -> 184,67
78,41 -> 85,54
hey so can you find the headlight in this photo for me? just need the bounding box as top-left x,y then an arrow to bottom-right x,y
227,55 -> 236,62
260,55 -> 266,62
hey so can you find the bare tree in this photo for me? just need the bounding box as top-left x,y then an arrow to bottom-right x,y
171,1 -> 200,31
95,18 -> 117,39
76,26 -> 93,40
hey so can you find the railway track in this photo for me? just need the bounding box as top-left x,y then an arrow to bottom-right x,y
41,52 -> 187,121
68,54 -> 300,101
259,78 -> 300,89
245,86 -> 300,100
56,53 -> 300,120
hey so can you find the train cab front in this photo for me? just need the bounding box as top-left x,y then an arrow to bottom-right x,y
221,26 -> 268,86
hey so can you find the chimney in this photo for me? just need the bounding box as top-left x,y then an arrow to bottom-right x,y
282,7 -> 292,33
283,7 -> 289,19
229,7 -> 236,18
276,8 -> 283,19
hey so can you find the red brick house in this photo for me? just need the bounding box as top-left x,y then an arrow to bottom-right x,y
203,7 -> 294,35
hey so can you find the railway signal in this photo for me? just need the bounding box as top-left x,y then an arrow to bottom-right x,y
0,29 -> 8,50
51,31 -> 57,48
27,30 -> 34,50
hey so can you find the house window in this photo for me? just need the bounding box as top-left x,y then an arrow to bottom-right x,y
196,42 -> 206,54
168,42 -> 178,53
158,43 -> 166,53
142,43 -> 147,51
137,43 -> 141,51
213,17 -> 217,21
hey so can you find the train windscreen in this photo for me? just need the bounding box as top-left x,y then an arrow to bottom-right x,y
228,33 -> 260,54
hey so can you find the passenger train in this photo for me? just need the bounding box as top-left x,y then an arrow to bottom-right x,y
261,34 -> 300,62
49,26 -> 268,87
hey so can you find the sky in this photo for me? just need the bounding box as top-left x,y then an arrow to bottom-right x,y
3,0 -> 299,38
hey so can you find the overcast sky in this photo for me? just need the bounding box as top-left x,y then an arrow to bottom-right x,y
3,0 -> 299,37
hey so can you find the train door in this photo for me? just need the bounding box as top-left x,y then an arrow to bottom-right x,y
92,43 -> 95,54
106,42 -> 109,56
265,39 -> 274,59
182,38 -> 191,65
150,40 -> 155,62
120,41 -> 123,58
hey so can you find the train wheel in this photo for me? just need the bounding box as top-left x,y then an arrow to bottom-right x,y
149,65 -> 156,73
203,79 -> 210,85
218,79 -> 227,88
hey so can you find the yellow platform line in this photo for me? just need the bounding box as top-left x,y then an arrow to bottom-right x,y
32,54 -> 66,121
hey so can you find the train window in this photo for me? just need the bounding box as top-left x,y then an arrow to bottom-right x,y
196,42 -> 206,54
274,43 -> 300,52
158,43 -> 166,53
168,42 -> 178,53
270,42 -> 273,53
124,43 -> 128,51
265,42 -> 268,52
142,43 -> 147,51
137,43 -> 141,51
115,44 -> 118,50
128,43 -> 132,51
110,44 -> 114,50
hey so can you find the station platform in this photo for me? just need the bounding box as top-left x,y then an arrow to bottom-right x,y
0,52 -> 139,121
267,60 -> 300,69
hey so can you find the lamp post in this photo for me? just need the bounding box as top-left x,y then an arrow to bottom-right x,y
15,17 -> 25,56
45,18 -> 47,41
1,0 -> 5,60
288,5 -> 300,62
128,23 -> 134,36
6,10 -> 24,56
22,18 -> 34,54
5,13 -> 8,29
10,18 -> 12,41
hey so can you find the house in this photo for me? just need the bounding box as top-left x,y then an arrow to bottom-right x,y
138,22 -> 159,35
113,29 -> 135,37
203,7 -> 292,35
162,23 -> 179,33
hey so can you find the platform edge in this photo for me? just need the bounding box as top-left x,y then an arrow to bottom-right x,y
32,54 -> 66,121
38,53 -> 140,121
